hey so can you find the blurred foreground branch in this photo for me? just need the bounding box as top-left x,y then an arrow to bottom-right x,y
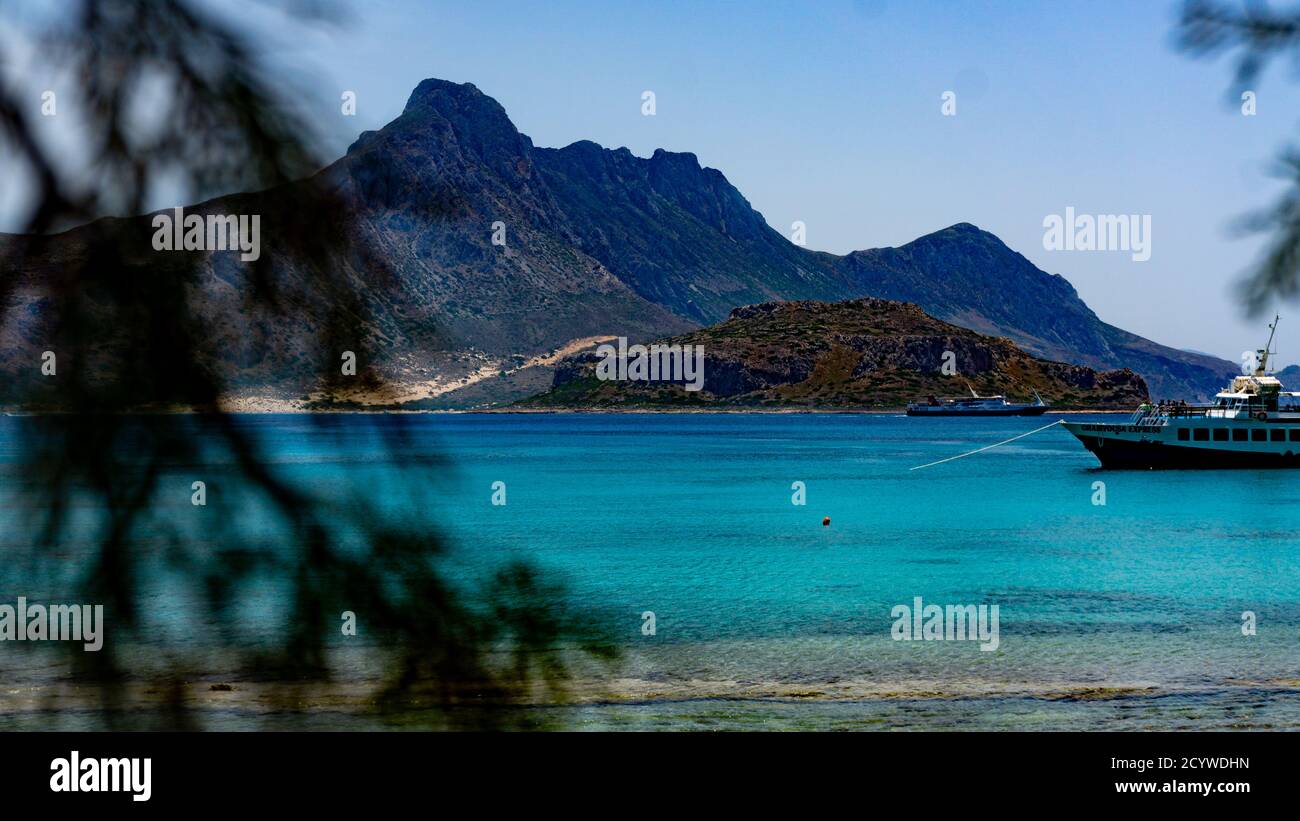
0,0 -> 614,730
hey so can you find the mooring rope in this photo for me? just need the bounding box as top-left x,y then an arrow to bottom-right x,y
909,419 -> 1066,471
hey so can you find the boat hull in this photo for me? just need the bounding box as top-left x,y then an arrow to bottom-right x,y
1063,422 -> 1300,469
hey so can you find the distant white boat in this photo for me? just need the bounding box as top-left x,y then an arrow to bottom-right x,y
907,385 -> 1047,417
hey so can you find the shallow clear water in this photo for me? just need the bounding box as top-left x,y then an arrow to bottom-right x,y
4,412 -> 1300,730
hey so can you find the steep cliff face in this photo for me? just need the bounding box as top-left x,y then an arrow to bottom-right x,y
528,298 -> 1149,409
534,141 -> 851,324
325,79 -> 692,356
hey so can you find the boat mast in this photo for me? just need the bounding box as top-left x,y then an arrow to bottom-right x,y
1257,314 -> 1280,376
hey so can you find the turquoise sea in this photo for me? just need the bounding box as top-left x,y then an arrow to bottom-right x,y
3,412 -> 1300,730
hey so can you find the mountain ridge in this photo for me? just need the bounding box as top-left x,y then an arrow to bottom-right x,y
369,79 -> 1232,401
0,77 -> 1237,408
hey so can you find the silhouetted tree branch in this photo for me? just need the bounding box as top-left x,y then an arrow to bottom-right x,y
1178,0 -> 1300,313
0,0 -> 614,730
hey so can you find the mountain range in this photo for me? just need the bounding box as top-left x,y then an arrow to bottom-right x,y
0,78 -> 1238,408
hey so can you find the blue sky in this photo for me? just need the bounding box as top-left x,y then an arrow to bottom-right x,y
7,0 -> 1300,362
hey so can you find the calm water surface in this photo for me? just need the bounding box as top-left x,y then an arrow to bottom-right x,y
3,413 -> 1299,730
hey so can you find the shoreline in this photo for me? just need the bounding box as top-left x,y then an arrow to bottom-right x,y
2,406 -> 1138,416
4,673 -> 1295,732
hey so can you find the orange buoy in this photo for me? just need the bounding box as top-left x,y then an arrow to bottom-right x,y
822,517 -> 830,527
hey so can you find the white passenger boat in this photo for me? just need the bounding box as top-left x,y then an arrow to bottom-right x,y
1062,316 -> 1300,468
907,386 -> 1047,417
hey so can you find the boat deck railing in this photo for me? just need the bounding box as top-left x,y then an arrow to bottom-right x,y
1128,405 -> 1300,423
1131,406 -> 1212,423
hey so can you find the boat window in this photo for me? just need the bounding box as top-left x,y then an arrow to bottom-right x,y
1213,428 -> 1229,441
1193,428 -> 1209,441
1273,429 -> 1286,442
1291,429 -> 1300,442
1253,429 -> 1267,442
1177,428 -> 1189,441
1234,428 -> 1248,442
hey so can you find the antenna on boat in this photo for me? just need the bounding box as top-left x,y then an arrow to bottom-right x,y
963,379 -> 978,398
1258,314 -> 1280,376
